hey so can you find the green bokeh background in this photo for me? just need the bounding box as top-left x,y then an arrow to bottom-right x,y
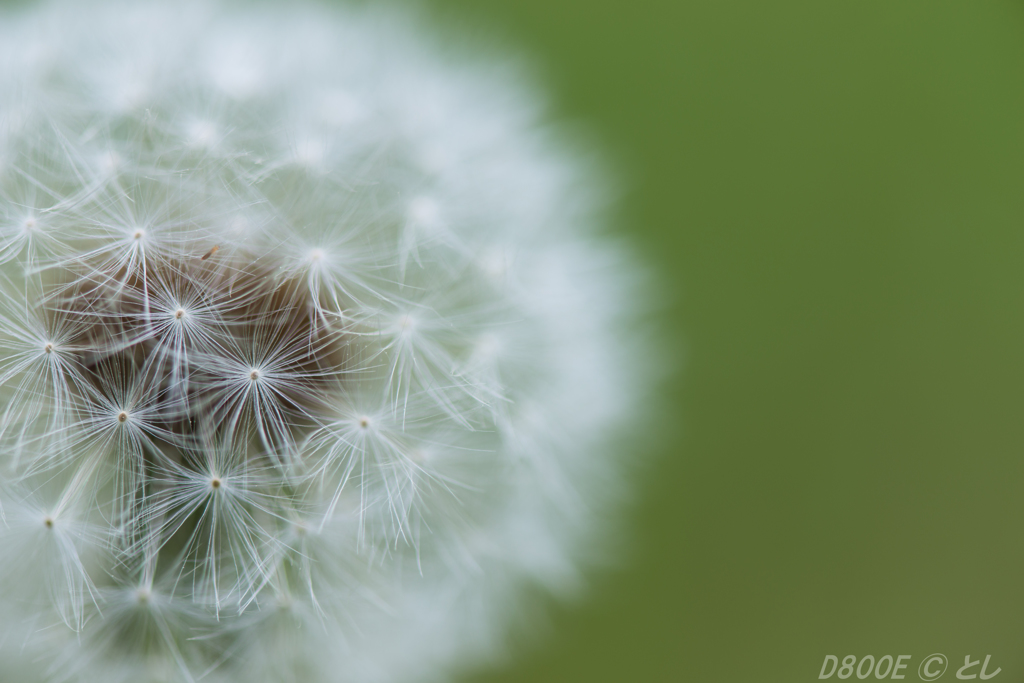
421,1 -> 1024,682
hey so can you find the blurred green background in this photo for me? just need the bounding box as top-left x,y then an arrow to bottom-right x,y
421,1 -> 1024,682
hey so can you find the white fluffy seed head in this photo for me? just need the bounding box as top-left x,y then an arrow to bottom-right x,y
0,1 -> 651,682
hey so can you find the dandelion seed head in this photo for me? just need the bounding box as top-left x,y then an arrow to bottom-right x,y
0,1 -> 651,682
